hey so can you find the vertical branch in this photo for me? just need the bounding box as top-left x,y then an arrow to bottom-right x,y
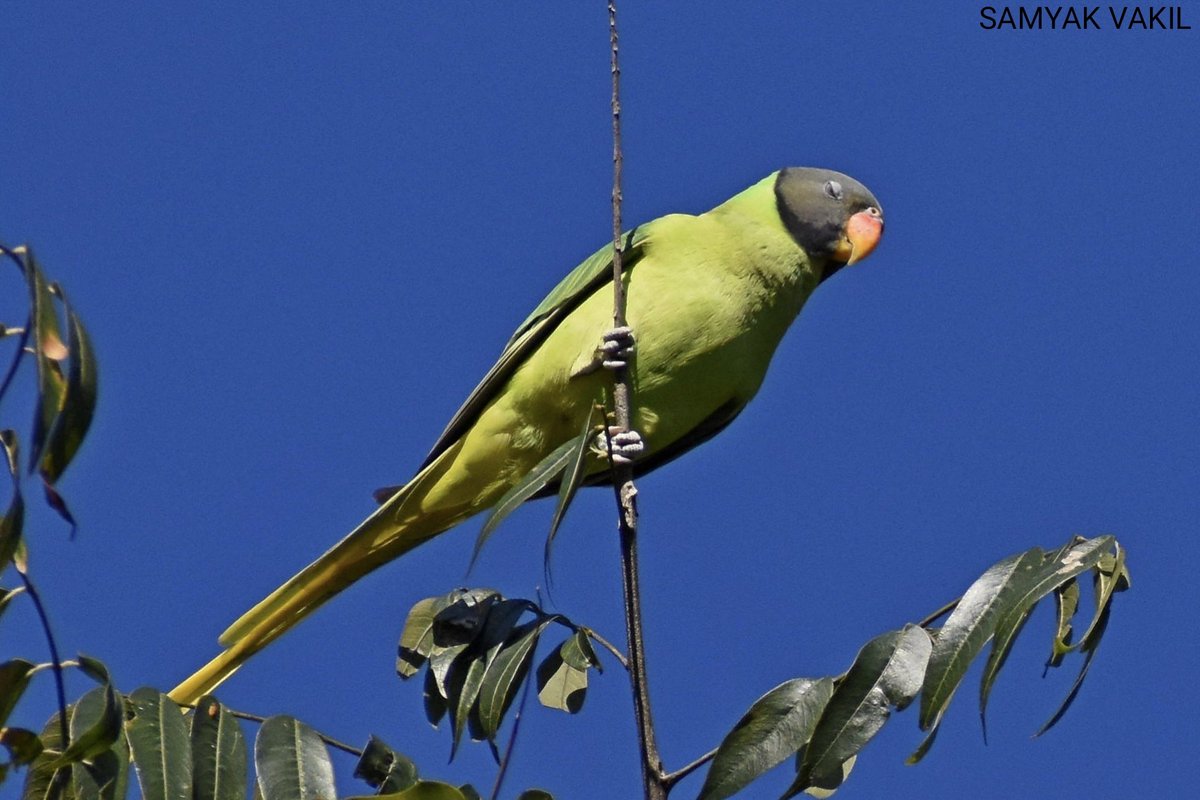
607,4 -> 667,798
607,4 -> 628,347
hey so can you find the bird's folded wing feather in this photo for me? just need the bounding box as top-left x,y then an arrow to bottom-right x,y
410,225 -> 651,476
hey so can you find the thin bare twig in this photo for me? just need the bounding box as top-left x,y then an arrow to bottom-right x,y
179,702 -> 364,757
606,4 -> 667,798
583,625 -> 630,670
917,597 -> 961,629
16,567 -> 70,748
663,746 -> 720,790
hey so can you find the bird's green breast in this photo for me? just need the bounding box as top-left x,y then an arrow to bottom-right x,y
420,175 -> 821,511
522,175 -> 818,450
620,177 -> 820,449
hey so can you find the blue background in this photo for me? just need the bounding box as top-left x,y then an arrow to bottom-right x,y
3,3 -> 1197,798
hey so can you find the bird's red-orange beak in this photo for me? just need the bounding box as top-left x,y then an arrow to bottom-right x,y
833,207 -> 884,266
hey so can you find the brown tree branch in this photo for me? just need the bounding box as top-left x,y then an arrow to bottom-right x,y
606,4 -> 667,798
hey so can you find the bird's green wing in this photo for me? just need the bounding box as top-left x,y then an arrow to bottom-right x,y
413,225 -> 650,474
505,226 -> 644,347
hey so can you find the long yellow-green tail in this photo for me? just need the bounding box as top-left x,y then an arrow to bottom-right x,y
169,443 -> 473,705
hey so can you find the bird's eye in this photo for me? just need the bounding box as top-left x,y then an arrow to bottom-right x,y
823,180 -> 844,201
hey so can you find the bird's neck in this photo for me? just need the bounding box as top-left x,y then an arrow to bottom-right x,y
707,173 -> 821,298
709,173 -> 779,221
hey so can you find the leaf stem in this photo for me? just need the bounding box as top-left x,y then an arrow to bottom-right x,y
181,703 -> 365,757
582,626 -> 630,670
916,597 -> 961,629
662,746 -> 719,790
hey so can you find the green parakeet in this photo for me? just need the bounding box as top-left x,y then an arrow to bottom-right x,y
170,167 -> 884,703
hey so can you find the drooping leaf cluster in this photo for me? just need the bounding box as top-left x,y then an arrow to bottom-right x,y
695,535 -> 1130,799
2,243 -> 101,785
397,588 -> 603,761
1,244 -> 98,561
16,682 -> 522,800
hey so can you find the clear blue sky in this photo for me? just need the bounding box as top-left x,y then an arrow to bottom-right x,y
3,3 -> 1197,798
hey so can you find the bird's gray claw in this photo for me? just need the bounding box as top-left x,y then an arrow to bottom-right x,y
597,426 -> 644,465
599,325 -> 636,370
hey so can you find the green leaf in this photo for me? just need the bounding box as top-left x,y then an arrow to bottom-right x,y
21,688 -> 128,800
190,695 -> 247,800
68,687 -> 130,800
10,538 -> 27,574
478,600 -> 534,653
1076,543 -> 1130,646
0,586 -> 24,625
0,429 -> 20,475
51,683 -> 122,767
473,435 -> 582,566
125,687 -> 192,800
450,655 -> 488,759
432,589 -> 500,649
0,491 -> 24,567
791,627 -> 931,797
535,642 -> 588,714
1047,579 -> 1081,668
566,630 -> 601,672
0,659 -> 37,729
254,716 -> 335,800
38,287 -> 99,485
24,250 -> 68,475
423,668 -> 448,728
0,430 -> 25,566
73,655 -> 111,686
1036,601 -> 1112,735
435,655 -> 473,760
1,726 -> 43,767
429,643 -> 470,703
398,595 -> 452,679
977,536 -> 1114,726
696,677 -> 834,800
40,482 -> 77,532
1037,543 -> 1129,735
545,406 -> 600,580
917,548 -> 1046,739
451,599 -> 530,749
476,619 -> 552,740
353,735 -> 418,793
20,706 -> 68,800
793,754 -> 856,799
424,590 -> 505,708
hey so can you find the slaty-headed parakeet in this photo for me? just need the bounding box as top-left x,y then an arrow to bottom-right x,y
170,167 -> 884,703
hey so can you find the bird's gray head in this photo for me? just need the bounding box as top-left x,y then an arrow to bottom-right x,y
774,167 -> 884,281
